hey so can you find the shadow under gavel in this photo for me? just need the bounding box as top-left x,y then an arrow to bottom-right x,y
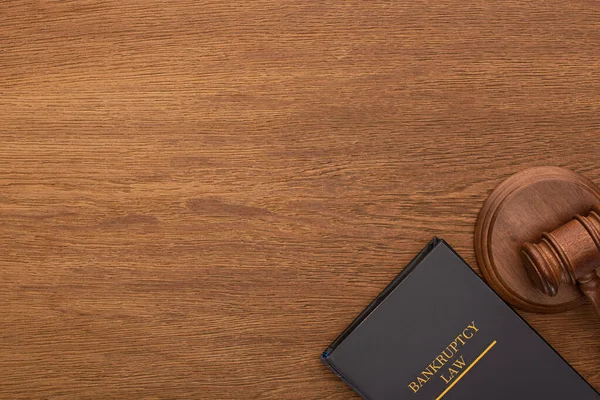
522,205 -> 600,319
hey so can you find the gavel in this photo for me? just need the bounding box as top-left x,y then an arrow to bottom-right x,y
522,205 -> 600,319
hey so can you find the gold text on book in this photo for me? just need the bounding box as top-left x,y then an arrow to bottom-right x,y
408,321 -> 479,394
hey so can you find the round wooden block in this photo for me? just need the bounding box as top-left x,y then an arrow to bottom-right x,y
475,167 -> 600,313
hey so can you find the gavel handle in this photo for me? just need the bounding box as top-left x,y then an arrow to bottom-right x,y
578,270 -> 600,320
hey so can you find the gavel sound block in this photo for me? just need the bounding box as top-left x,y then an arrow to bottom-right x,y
475,167 -> 600,314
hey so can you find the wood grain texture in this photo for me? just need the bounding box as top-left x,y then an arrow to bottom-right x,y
1,1 -> 599,398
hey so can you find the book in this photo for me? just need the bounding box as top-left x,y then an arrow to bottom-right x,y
321,238 -> 599,399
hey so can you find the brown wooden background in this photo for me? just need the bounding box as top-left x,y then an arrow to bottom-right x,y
1,1 -> 599,398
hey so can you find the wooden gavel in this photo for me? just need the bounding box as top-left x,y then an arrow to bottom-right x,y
522,205 -> 600,318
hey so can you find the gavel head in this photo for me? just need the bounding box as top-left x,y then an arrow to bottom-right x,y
521,205 -> 600,297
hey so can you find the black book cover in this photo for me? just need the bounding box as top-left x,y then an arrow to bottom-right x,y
322,238 -> 599,400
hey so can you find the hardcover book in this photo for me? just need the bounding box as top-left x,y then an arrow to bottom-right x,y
321,238 -> 599,400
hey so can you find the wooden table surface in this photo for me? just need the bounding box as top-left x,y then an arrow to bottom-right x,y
1,1 -> 599,398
